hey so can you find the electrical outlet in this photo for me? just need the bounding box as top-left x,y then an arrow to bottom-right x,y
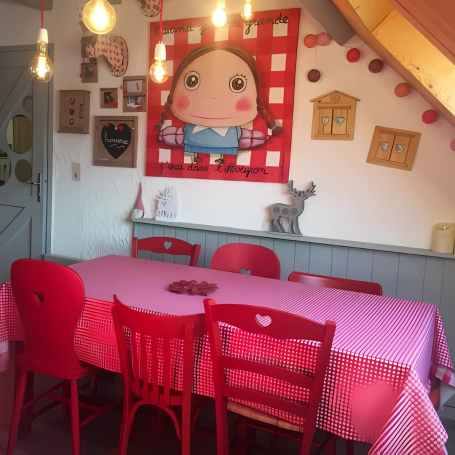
72,163 -> 81,181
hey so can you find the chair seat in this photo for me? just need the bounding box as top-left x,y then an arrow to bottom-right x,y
228,401 -> 304,433
17,354 -> 99,380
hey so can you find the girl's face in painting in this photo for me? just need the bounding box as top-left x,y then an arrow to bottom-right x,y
171,50 -> 258,128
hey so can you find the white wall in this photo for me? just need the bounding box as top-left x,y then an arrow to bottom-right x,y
1,0 -> 455,259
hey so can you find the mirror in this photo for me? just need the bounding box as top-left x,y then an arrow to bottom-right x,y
6,115 -> 33,154
15,159 -> 32,183
0,150 -> 11,186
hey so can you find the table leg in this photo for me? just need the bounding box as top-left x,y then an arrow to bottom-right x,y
346,439 -> 355,455
15,341 -> 34,439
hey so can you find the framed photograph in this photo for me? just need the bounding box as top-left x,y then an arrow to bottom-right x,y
123,75 -> 147,112
101,88 -> 119,108
94,116 -> 138,168
81,62 -> 98,83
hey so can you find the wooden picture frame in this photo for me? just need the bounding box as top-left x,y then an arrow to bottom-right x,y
101,88 -> 119,108
58,90 -> 91,134
123,75 -> 147,112
94,116 -> 138,168
366,126 -> 421,171
81,62 -> 98,83
310,90 -> 359,141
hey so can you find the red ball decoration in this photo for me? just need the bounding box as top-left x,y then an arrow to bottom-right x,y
307,69 -> 321,83
368,59 -> 384,73
422,110 -> 437,124
304,34 -> 318,48
346,48 -> 360,63
395,83 -> 411,97
450,139 -> 455,151
317,32 -> 331,46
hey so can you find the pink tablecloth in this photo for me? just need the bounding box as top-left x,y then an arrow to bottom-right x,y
1,255 -> 453,455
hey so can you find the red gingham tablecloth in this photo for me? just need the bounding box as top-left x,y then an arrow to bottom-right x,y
1,281 -> 453,455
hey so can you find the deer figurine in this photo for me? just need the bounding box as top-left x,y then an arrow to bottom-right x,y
269,181 -> 316,235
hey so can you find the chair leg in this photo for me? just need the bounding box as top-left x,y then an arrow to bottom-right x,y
63,380 -> 70,418
7,368 -> 28,455
215,396 -> 229,455
70,379 -> 81,455
326,436 -> 336,455
346,439 -> 355,455
182,404 -> 191,455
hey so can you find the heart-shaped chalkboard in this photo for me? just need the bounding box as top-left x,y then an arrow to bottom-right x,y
396,144 -> 405,153
240,268 -> 252,275
164,241 -> 172,250
255,314 -> 272,327
321,116 -> 330,125
101,123 -> 132,159
380,141 -> 390,151
335,117 -> 345,126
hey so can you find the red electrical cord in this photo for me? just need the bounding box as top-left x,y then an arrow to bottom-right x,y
159,0 -> 163,41
41,0 -> 44,28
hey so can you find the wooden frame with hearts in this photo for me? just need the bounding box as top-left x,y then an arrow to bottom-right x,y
310,90 -> 359,141
94,116 -> 138,168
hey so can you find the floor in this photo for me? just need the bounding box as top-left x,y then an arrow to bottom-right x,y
0,366 -> 453,455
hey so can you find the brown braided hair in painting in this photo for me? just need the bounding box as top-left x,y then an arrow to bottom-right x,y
157,45 -> 284,137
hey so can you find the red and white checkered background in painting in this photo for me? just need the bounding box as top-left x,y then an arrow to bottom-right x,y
146,9 -> 300,183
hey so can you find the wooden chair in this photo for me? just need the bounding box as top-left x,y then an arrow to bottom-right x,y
112,295 -> 208,455
132,236 -> 201,267
210,243 -> 281,279
289,272 -> 383,296
8,260 -> 118,455
204,299 -> 336,455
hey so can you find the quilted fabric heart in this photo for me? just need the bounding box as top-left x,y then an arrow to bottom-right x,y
380,141 -> 390,151
255,314 -> 272,327
164,241 -> 172,250
396,144 -> 405,153
321,116 -> 330,125
335,117 -> 345,126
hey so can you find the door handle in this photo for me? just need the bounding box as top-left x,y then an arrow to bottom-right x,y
25,173 -> 41,202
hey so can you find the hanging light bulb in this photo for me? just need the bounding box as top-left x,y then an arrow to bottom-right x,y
241,0 -> 253,20
150,42 -> 169,84
82,0 -> 116,34
212,1 -> 227,28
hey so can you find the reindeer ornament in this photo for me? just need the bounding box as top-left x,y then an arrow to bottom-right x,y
269,181 -> 316,235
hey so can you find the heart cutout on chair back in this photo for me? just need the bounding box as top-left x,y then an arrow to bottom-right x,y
255,315 -> 272,327
164,241 -> 172,250
239,268 -> 251,275
33,292 -> 44,306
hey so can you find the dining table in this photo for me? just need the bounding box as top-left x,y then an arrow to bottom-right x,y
0,254 -> 454,455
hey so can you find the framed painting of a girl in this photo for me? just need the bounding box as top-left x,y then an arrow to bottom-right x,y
146,8 -> 300,183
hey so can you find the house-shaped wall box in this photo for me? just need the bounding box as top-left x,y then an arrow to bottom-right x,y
310,91 -> 359,141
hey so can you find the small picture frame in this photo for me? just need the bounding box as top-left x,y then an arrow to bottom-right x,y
94,115 -> 138,168
81,62 -> 98,83
100,88 -> 119,108
123,75 -> 147,112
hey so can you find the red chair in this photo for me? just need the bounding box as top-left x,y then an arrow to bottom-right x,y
204,299 -> 336,455
210,244 -> 281,279
289,272 -> 383,296
112,295 -> 208,455
132,236 -> 201,267
8,259 -> 118,455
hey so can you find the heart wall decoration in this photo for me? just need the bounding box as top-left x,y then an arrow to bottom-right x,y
94,116 -> 138,168
101,123 -> 132,159
380,141 -> 390,151
396,144 -> 405,153
321,116 -> 330,125
335,117 -> 345,126
137,0 -> 161,17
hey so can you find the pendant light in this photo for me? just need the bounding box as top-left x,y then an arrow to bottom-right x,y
149,0 -> 169,84
29,0 -> 54,83
82,0 -> 116,34
212,1 -> 227,28
241,0 -> 253,20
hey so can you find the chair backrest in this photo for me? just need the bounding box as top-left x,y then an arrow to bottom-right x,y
132,236 -> 201,267
112,295 -> 205,405
210,243 -> 281,279
10,259 -> 86,374
204,299 -> 335,454
289,271 -> 383,296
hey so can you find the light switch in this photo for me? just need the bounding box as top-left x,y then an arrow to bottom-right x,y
72,162 -> 80,181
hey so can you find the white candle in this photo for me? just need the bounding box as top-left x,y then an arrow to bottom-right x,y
431,223 -> 455,254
